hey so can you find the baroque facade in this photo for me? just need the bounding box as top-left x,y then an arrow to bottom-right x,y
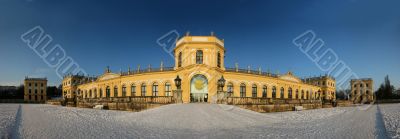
62,34 -> 336,103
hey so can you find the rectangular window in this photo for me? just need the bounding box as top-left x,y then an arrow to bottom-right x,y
152,85 -> 158,96
262,87 -> 267,98
141,85 -> 146,96
165,84 -> 171,96
240,86 -> 246,97
131,85 -> 136,96
122,87 -> 126,97
252,87 -> 257,98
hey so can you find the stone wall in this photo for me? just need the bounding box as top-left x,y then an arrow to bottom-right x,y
225,97 -> 323,113
76,96 -> 175,111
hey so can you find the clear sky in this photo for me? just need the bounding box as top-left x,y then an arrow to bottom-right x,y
0,0 -> 399,90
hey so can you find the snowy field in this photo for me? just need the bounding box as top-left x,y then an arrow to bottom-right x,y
0,103 -> 399,139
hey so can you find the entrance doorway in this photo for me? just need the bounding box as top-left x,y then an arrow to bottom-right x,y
190,74 -> 208,103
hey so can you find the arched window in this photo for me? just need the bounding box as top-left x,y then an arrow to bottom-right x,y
122,85 -> 126,97
301,90 -> 304,99
106,86 -> 110,98
196,50 -> 203,64
131,84 -> 136,96
306,91 -> 309,100
89,90 -> 92,98
217,52 -> 221,68
227,83 -> 234,94
288,88 -> 293,99
152,83 -> 158,96
295,89 -> 299,99
240,83 -> 246,97
280,87 -> 284,99
262,86 -> 267,98
94,89 -> 97,98
114,86 -> 118,97
165,83 -> 171,96
272,86 -> 277,98
252,84 -> 257,98
178,52 -> 182,67
99,89 -> 103,98
141,83 -> 146,96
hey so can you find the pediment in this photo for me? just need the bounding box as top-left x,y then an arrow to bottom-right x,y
279,72 -> 301,83
97,73 -> 120,81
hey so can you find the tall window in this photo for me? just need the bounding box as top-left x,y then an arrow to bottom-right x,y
301,90 -> 304,99
217,52 -> 221,68
114,86 -> 118,97
131,84 -> 136,96
178,52 -> 182,67
288,88 -> 293,99
141,83 -> 146,96
306,91 -> 309,100
152,83 -> 158,96
227,83 -> 233,94
262,86 -> 267,98
280,87 -> 284,99
106,86 -> 111,98
89,90 -> 92,98
99,89 -> 103,98
240,83 -> 246,97
252,84 -> 257,98
122,85 -> 126,97
295,89 -> 299,99
196,50 -> 203,64
272,86 -> 276,98
165,83 -> 171,96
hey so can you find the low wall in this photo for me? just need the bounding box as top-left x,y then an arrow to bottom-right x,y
376,99 -> 400,103
336,100 -> 353,107
233,103 -> 322,113
0,99 -> 24,103
225,97 -> 323,113
76,96 -> 175,112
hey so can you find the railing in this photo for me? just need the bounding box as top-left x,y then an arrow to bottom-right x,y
121,67 -> 175,76
225,68 -> 279,77
226,97 -> 322,105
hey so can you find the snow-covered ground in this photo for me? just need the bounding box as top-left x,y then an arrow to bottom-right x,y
380,104 -> 400,139
0,103 -> 399,139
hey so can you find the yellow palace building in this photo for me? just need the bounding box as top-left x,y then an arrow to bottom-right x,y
62,34 -> 336,103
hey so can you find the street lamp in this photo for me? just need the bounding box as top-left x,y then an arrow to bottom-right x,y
174,75 -> 182,90
218,76 -> 226,91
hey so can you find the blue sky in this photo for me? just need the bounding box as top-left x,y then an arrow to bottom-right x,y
0,0 -> 399,90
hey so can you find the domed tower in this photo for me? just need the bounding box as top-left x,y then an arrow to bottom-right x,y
174,33 -> 225,70
174,33 -> 226,103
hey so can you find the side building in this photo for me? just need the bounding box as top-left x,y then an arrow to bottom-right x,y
24,77 -> 47,103
62,34 -> 336,103
350,78 -> 374,103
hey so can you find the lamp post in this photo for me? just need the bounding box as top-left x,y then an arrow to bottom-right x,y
173,75 -> 183,103
218,76 -> 226,91
216,76 -> 226,104
174,75 -> 182,90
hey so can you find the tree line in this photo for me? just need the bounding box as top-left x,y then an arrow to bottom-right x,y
0,85 -> 63,99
